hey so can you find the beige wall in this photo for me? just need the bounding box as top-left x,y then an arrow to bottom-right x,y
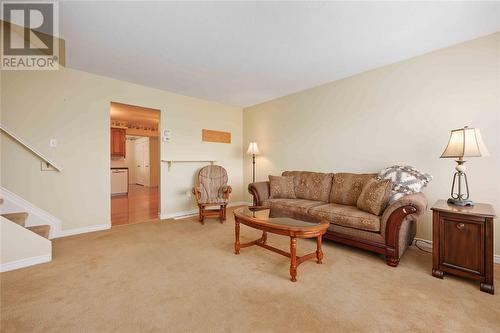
243,33 -> 500,255
1,67 -> 243,231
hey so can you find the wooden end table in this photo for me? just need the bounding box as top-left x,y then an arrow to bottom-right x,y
233,207 -> 329,282
431,200 -> 495,294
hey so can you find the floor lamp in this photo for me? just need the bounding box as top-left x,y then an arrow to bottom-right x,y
246,142 -> 260,183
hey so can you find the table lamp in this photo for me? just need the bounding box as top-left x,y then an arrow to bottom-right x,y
246,142 -> 260,183
440,126 -> 489,206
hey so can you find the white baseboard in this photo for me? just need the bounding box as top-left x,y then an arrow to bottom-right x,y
0,186 -> 62,239
0,253 -> 52,272
173,213 -> 198,220
161,209 -> 197,220
413,237 -> 433,249
160,201 -> 252,220
56,223 -> 111,238
414,237 -> 500,264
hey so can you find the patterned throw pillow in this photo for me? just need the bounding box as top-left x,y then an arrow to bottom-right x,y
357,178 -> 392,215
377,165 -> 432,203
282,171 -> 334,202
269,175 -> 296,199
330,173 -> 376,206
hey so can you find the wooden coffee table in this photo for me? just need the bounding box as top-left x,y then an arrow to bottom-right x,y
233,207 -> 329,282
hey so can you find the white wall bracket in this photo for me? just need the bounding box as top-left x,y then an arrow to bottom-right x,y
161,160 -> 216,171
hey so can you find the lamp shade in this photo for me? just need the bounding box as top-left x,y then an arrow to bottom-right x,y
441,126 -> 489,158
246,142 -> 260,155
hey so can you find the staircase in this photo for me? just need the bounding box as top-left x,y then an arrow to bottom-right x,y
1,212 -> 51,239
0,197 -> 53,272
0,188 -> 61,239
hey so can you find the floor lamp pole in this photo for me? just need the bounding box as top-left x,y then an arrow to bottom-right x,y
252,154 -> 256,183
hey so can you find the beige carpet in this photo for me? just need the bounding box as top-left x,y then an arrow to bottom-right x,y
1,206 -> 499,332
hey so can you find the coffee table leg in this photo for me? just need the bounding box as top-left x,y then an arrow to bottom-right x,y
290,237 -> 297,282
316,235 -> 323,264
234,219 -> 240,255
261,231 -> 267,244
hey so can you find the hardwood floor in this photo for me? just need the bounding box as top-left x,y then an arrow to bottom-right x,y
111,184 -> 159,225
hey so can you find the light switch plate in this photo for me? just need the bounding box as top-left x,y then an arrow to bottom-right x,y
162,129 -> 171,142
49,138 -> 57,147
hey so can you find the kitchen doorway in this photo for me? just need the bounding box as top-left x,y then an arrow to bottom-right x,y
110,102 -> 161,226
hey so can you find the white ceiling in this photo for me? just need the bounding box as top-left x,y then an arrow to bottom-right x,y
59,1 -> 500,107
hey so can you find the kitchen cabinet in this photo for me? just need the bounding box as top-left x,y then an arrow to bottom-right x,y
111,128 -> 126,157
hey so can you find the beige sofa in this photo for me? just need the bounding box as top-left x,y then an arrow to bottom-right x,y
248,171 -> 427,266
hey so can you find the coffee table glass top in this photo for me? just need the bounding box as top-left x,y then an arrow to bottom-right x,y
234,207 -> 322,228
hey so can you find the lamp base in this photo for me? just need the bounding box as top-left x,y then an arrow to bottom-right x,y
447,198 -> 475,207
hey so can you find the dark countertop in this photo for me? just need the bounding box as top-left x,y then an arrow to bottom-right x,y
111,167 -> 129,170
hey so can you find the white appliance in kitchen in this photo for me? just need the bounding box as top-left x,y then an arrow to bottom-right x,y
111,167 -> 128,196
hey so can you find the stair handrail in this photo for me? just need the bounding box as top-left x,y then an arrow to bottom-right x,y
0,123 -> 62,171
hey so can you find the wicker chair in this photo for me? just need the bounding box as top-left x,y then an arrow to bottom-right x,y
192,165 -> 232,224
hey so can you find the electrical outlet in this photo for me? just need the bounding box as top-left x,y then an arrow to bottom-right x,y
41,161 -> 57,171
49,138 -> 57,147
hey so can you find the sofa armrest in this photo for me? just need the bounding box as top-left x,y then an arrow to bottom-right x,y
381,193 -> 427,234
248,181 -> 270,206
381,192 -> 428,266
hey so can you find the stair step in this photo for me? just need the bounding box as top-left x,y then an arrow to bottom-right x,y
27,225 -> 50,239
1,212 -> 28,227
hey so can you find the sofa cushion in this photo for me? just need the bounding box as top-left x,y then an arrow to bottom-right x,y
269,175 -> 296,199
281,171 -> 334,202
357,178 -> 392,215
308,203 -> 381,232
330,173 -> 376,206
265,198 -> 325,215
